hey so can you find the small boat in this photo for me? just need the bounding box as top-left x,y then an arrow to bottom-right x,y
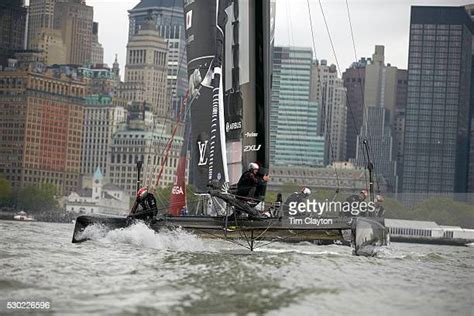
13,211 -> 34,221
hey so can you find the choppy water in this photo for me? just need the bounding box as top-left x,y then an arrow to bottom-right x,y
1,220 -> 473,315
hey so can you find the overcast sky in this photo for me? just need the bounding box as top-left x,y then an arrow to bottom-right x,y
87,0 -> 471,75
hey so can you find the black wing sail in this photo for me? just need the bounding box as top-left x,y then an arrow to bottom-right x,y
184,0 -> 272,195
184,0 -> 229,192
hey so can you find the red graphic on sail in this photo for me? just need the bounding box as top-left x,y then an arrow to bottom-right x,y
169,153 -> 187,216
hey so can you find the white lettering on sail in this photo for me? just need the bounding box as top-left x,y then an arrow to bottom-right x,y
244,132 -> 258,138
172,186 -> 184,195
225,121 -> 242,133
243,144 -> 261,152
197,140 -> 208,166
185,10 -> 192,30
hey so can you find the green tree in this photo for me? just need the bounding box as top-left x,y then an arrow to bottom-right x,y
0,176 -> 12,207
382,196 -> 474,229
382,197 -> 408,218
410,197 -> 474,228
279,182 -> 300,196
16,183 -> 58,213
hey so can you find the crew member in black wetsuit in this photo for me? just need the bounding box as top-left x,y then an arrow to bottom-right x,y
346,189 -> 368,204
129,186 -> 157,215
283,187 -> 312,208
373,194 -> 385,217
236,162 -> 269,201
345,189 -> 368,217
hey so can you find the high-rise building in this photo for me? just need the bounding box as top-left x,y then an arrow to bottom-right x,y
0,64 -> 85,195
124,16 -> 168,118
80,95 -> 126,178
53,0 -> 93,64
342,57 -> 370,161
128,0 -> 187,119
311,60 -> 347,163
108,103 -> 182,196
270,46 -> 325,167
0,0 -> 27,67
465,4 -> 474,194
353,46 -> 399,192
112,54 -> 120,78
393,69 -> 408,179
27,0 -> 61,65
401,6 -> 473,194
27,0 -> 55,49
91,22 -> 104,65
75,64 -> 120,96
27,27 -> 67,65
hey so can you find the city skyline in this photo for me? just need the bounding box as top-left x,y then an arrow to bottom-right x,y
1,1 -> 472,196
83,0 -> 470,76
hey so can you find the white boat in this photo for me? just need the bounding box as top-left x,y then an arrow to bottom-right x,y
13,211 -> 34,221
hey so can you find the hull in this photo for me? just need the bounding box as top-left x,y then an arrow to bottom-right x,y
72,213 -> 352,245
352,217 -> 389,256
153,215 -> 351,243
72,211 -> 388,255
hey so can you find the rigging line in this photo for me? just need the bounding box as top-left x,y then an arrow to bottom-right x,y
344,0 -> 378,191
149,0 -> 185,181
306,0 -> 319,61
253,220 -> 278,241
345,0 -> 358,67
306,0 -> 340,189
282,0 -> 312,168
250,229 -> 324,250
288,0 -> 307,167
233,213 -> 252,249
155,89 -> 190,186
362,141 -> 368,190
188,227 -> 252,250
317,0 -> 371,193
344,0 -> 376,152
152,97 -> 192,206
317,0 -> 342,78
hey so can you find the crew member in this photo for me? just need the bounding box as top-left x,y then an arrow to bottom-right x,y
373,194 -> 385,217
129,186 -> 157,215
236,162 -> 269,201
283,187 -> 312,215
286,187 -> 311,203
346,189 -> 368,204
345,189 -> 368,217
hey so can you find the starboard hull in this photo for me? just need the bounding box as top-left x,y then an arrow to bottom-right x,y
72,212 -> 388,255
72,213 -> 352,244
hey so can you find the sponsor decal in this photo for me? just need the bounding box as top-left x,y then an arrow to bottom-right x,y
172,186 -> 184,195
225,121 -> 242,133
186,10 -> 192,30
244,132 -> 258,138
243,144 -> 261,152
197,140 -> 208,166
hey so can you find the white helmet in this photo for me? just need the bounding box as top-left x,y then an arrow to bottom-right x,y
301,187 -> 311,196
248,162 -> 259,170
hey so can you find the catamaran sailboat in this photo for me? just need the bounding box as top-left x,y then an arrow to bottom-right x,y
72,0 -> 388,255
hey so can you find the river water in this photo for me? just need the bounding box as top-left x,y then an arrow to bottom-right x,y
1,220 -> 473,315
